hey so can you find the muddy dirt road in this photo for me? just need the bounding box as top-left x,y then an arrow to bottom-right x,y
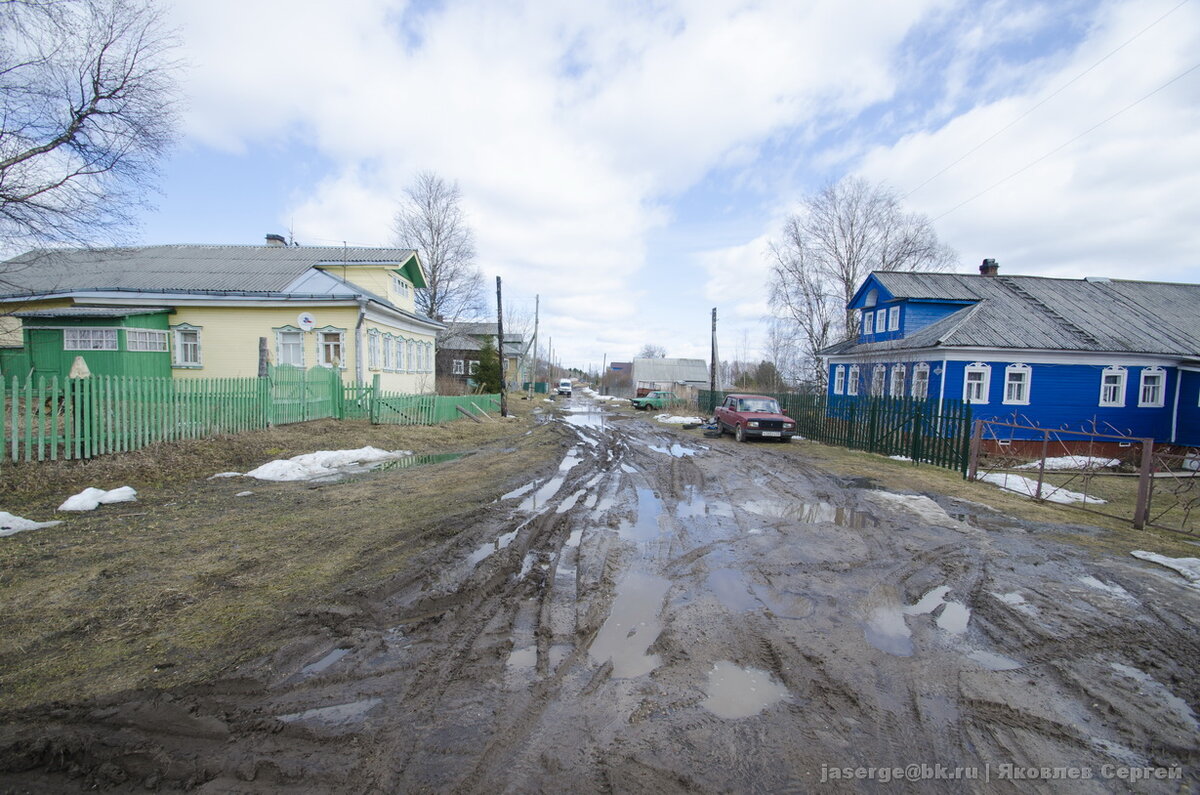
4,396 -> 1199,792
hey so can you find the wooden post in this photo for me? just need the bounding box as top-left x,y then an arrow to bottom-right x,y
496,276 -> 508,417
966,418 -> 984,480
1035,429 -> 1050,501
1134,438 -> 1155,529
709,307 -> 717,411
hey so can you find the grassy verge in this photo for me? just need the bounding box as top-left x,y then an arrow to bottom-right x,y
0,396 -> 561,712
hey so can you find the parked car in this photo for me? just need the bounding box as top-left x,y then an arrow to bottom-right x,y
714,393 -> 796,442
631,390 -> 680,411
557,378 -> 573,396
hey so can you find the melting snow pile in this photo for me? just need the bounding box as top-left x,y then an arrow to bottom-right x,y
979,472 -> 1105,504
58,486 -> 137,512
0,512 -> 62,537
1131,551 -> 1200,590
655,414 -> 705,425
241,447 -> 413,481
1015,456 -> 1121,471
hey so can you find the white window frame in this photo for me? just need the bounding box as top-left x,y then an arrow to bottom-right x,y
392,274 -> 411,299
368,330 -> 380,370
1099,366 -> 1126,407
126,328 -> 168,352
890,363 -> 906,397
875,310 -> 887,334
833,365 -> 845,395
963,362 -> 990,404
1138,367 -> 1165,408
171,324 -> 202,367
1003,363 -> 1031,405
847,365 -> 859,396
911,362 -> 929,399
469,360 -> 480,376
870,365 -> 886,397
861,312 -> 870,336
316,327 -> 345,369
453,359 -> 465,375
407,339 -> 415,373
275,326 -> 304,367
63,328 -> 118,351
888,306 -> 900,332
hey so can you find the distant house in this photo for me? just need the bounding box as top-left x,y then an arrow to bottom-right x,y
821,260 -> 1200,448
0,238 -> 443,392
630,357 -> 710,397
603,361 -> 632,396
435,321 -> 525,390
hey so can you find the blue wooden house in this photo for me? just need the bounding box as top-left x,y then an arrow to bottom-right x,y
821,260 -> 1200,448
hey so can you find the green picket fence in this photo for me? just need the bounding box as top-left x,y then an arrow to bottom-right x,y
2,367 -> 490,464
699,390 -> 973,475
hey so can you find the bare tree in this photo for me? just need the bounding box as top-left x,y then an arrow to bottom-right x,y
637,343 -> 666,358
0,0 -> 181,252
393,171 -> 484,324
768,177 -> 956,388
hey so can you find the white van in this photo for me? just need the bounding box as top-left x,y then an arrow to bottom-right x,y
557,378 -> 573,396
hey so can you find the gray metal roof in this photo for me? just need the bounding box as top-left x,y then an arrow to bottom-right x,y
632,357 -> 710,384
831,272 -> 1200,357
13,307 -> 172,319
0,245 -> 419,295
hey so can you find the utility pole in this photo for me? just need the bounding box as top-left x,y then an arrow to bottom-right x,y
601,353 -> 606,394
532,294 -> 539,392
710,307 -> 718,408
496,276 -> 508,417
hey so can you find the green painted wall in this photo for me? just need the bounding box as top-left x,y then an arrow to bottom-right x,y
20,313 -> 172,380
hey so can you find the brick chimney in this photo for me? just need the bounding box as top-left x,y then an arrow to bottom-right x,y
265,233 -> 287,247
979,258 -> 999,277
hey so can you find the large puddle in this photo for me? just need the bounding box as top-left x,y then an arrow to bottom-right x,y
741,499 -> 876,528
619,487 -> 664,542
862,585 -> 972,656
518,447 -> 584,511
589,571 -> 670,678
277,698 -> 381,726
700,661 -> 789,719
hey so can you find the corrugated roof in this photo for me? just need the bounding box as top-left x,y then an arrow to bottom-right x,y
632,357 -> 710,384
13,307 -> 172,318
0,245 -> 419,295
832,272 -> 1200,357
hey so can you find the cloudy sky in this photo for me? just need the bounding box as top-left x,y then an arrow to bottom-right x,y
141,0 -> 1200,372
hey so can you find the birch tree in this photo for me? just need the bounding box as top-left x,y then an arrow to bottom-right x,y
0,0 -> 180,251
392,171 -> 484,324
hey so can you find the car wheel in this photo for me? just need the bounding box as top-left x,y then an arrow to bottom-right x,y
735,424 -> 746,443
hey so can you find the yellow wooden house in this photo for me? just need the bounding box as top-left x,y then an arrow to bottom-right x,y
0,237 -> 443,392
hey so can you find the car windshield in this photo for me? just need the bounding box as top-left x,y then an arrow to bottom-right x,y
738,398 -> 780,413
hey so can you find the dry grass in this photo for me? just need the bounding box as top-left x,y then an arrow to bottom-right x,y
0,395 -> 562,712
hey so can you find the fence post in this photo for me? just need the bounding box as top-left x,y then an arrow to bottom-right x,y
1035,429 -> 1050,500
1134,438 -> 1155,529
966,419 -> 983,481
369,374 -> 381,425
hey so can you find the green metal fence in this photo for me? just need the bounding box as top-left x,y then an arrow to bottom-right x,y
699,390 -> 973,475
2,367 -> 492,464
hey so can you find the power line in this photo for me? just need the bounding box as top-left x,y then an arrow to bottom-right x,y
931,59 -> 1200,221
904,0 -> 1192,200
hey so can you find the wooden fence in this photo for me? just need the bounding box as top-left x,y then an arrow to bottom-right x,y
2,367 -> 499,464
700,391 -> 973,475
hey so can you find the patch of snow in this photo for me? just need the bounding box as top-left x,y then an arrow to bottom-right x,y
235,491 -> 255,497
0,512 -> 63,537
888,455 -> 912,462
654,414 -> 704,425
647,442 -> 703,458
1130,551 -> 1200,590
979,472 -> 1106,504
1015,456 -> 1121,471
58,486 -> 137,512
208,472 -> 242,479
241,447 -> 412,482
1078,575 -> 1135,601
866,491 -> 958,526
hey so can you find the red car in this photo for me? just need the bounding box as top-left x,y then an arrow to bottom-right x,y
714,393 -> 797,442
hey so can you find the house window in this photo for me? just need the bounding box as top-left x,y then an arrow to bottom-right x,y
847,365 -> 859,396
317,329 -> 344,368
1139,367 -> 1165,408
888,306 -> 900,331
368,331 -> 380,370
890,363 -> 906,397
870,366 -> 886,397
1099,366 -> 1126,407
453,359 -> 465,375
407,339 -> 416,372
963,363 -> 990,404
1003,363 -> 1031,405
911,363 -> 929,399
276,328 -> 304,366
127,329 -> 168,352
861,312 -> 870,336
425,342 -> 433,372
469,360 -> 480,375
63,328 -> 117,351
392,275 -> 411,299
875,310 -> 887,334
171,325 -> 202,367
833,366 -> 845,395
